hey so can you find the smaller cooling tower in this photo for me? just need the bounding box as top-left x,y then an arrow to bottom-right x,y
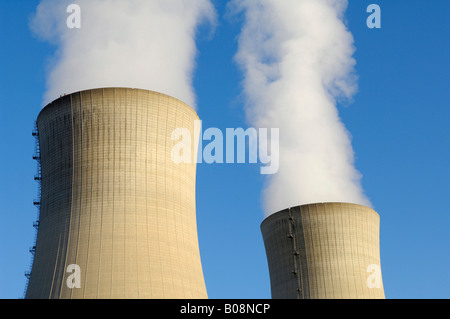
261,202 -> 385,299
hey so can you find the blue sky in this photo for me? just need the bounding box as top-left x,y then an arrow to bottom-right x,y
1,0 -> 449,299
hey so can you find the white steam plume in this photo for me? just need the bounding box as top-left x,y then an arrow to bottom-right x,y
231,0 -> 372,215
30,0 -> 216,108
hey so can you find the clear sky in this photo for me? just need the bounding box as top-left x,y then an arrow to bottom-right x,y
1,0 -> 449,299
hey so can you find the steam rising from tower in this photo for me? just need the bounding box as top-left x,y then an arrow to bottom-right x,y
231,0 -> 371,215
25,0 -> 216,299
30,0 -> 216,108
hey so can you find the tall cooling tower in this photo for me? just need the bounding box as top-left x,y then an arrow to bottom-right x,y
261,202 -> 385,299
25,87 -> 207,299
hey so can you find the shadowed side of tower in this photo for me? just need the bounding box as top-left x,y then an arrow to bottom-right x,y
261,202 -> 385,299
25,88 -> 207,299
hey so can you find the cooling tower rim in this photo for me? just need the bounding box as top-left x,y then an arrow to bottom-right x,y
36,87 -> 198,122
261,202 -> 379,229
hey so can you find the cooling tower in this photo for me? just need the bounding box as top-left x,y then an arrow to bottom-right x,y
25,87 -> 207,299
261,202 -> 385,299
